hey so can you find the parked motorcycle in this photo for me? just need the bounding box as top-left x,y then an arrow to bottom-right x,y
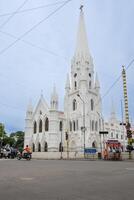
17,152 -> 32,160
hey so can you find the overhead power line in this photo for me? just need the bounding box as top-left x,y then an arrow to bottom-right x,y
0,30 -> 68,62
1,58 -> 134,112
0,0 -> 29,29
0,1 -> 66,18
101,59 -> 134,100
95,59 -> 134,109
0,0 -> 72,56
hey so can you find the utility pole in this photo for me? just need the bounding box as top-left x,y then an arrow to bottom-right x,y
120,99 -> 126,151
60,121 -> 63,159
122,66 -> 133,159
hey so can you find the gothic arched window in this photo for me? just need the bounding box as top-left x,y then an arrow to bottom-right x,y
73,99 -> 77,111
74,81 -> 77,90
73,121 -> 76,131
76,120 -> 79,130
70,121 -> 72,131
59,121 -> 63,131
89,81 -> 91,89
92,120 -> 94,131
91,99 -> 94,111
45,117 -> 49,131
95,121 -> 98,131
39,119 -> 42,133
33,121 -> 37,134
74,73 -> 77,77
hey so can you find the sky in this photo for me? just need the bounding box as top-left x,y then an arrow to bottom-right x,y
0,0 -> 134,133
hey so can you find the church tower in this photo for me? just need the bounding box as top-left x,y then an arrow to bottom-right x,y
24,100 -> 33,146
64,6 -> 102,151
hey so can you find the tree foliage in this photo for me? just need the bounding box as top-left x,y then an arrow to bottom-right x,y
1,130 -> 24,148
10,131 -> 24,148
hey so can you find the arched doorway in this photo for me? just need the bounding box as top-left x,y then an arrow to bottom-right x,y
92,141 -> 97,148
44,142 -> 48,152
38,143 -> 41,152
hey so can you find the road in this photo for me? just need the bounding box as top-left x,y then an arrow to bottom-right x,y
0,159 -> 134,200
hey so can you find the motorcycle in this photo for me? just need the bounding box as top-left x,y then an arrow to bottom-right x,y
17,152 -> 32,160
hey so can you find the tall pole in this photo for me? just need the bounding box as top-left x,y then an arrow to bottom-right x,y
120,99 -> 126,151
122,66 -> 132,159
77,94 -> 86,158
83,101 -> 85,159
60,121 -> 63,159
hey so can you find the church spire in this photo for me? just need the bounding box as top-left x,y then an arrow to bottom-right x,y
50,84 -> 58,110
95,73 -> 100,89
26,99 -> 33,119
65,73 -> 70,90
74,5 -> 91,61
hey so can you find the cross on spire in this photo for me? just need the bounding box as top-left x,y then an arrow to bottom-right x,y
80,5 -> 84,12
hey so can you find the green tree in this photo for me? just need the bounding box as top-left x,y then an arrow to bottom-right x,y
10,131 -> 24,148
0,123 -> 4,138
2,136 -> 15,147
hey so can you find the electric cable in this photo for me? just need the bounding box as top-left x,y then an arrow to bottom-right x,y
0,0 -> 73,56
0,0 -> 29,29
0,1 -> 66,18
0,30 -> 68,62
101,59 -> 134,101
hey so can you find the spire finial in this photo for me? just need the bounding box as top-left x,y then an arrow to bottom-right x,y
80,5 -> 84,12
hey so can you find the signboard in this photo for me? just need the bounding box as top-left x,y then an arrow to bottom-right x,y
99,131 -> 108,135
85,148 -> 96,154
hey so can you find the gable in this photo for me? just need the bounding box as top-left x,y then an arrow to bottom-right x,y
33,97 -> 49,119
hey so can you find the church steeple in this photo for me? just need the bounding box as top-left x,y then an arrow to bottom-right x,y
70,6 -> 94,93
65,73 -> 70,91
95,73 -> 100,90
74,5 -> 92,62
50,84 -> 58,110
26,99 -> 33,119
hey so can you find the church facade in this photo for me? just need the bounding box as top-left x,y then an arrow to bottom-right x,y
24,8 -> 103,152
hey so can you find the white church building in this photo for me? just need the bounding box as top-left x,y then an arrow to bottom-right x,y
24,7 -> 124,154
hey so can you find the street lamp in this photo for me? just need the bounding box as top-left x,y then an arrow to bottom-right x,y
77,94 -> 86,158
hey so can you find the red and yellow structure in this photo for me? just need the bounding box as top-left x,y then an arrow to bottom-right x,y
122,66 -> 133,158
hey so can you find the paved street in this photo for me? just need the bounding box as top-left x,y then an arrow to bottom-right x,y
0,159 -> 134,200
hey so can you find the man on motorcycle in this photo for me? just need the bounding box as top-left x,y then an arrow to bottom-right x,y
17,145 -> 32,160
22,145 -> 31,157
23,145 -> 31,153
